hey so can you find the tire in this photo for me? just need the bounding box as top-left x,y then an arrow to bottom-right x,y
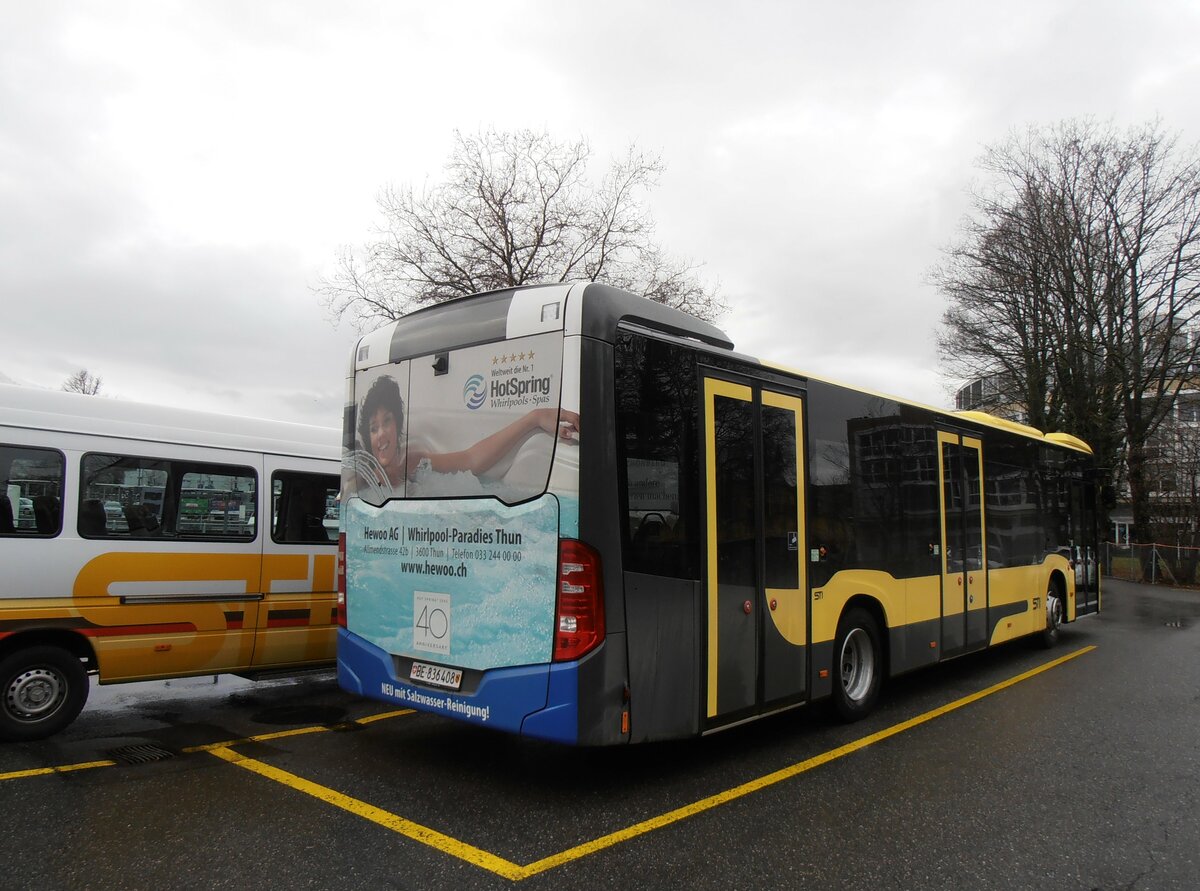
1040,580 -> 1064,649
832,608 -> 883,721
0,646 -> 90,742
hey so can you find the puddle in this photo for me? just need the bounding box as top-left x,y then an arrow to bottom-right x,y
1128,593 -> 1200,628
250,705 -> 348,726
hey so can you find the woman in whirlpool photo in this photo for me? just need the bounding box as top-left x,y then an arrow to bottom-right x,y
355,374 -> 579,495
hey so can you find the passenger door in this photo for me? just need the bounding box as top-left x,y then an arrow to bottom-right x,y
938,431 -> 988,655
702,372 -> 808,726
252,459 -> 340,668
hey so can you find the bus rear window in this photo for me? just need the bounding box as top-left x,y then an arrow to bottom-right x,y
348,332 -> 567,506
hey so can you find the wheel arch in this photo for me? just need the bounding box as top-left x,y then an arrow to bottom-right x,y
0,629 -> 97,672
1048,569 -> 1068,615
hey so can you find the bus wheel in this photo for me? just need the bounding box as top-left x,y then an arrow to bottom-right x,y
1040,582 -> 1064,649
0,646 -> 89,742
832,608 -> 882,722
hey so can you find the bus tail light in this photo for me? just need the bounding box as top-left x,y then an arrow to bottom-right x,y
337,532 -> 347,628
554,539 -> 605,662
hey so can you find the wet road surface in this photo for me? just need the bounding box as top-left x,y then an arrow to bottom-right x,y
2,578 -> 1198,889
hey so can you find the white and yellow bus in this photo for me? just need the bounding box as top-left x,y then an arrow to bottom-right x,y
0,384 -> 340,740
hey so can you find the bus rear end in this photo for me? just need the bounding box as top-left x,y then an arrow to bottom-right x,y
337,284 -> 604,743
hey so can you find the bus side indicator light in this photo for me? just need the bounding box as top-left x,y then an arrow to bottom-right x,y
154,644 -> 171,652
819,669 -> 829,679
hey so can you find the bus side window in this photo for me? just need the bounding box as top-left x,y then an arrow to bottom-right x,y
272,471 -> 339,544
615,332 -> 699,579
1,444 -> 65,538
81,454 -> 255,540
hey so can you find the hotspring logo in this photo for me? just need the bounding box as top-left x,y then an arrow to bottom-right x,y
463,374 -> 487,410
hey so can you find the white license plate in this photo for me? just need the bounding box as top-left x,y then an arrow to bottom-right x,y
409,660 -> 463,690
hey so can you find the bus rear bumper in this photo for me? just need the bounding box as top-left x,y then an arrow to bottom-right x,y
337,629 -> 579,743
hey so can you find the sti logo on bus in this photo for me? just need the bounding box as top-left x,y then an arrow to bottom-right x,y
463,374 -> 487,410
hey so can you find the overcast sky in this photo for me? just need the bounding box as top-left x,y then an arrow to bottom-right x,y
3,1 -> 1199,430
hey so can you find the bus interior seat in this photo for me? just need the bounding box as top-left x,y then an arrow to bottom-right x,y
123,503 -> 160,535
33,495 -> 59,534
0,495 -> 14,534
138,505 -> 161,534
633,513 -> 668,544
79,499 -> 108,536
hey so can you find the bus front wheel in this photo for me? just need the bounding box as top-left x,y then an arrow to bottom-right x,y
0,646 -> 89,742
832,608 -> 882,722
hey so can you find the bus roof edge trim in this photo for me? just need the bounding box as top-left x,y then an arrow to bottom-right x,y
953,411 -> 1046,440
1045,432 -> 1094,454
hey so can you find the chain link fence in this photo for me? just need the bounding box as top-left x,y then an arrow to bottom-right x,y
1104,541 -> 1200,586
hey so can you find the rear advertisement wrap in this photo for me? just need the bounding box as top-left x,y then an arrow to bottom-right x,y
344,327 -> 582,676
344,495 -> 559,669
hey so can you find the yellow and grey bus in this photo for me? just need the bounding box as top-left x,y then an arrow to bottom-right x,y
337,282 -> 1100,745
0,384 -> 340,740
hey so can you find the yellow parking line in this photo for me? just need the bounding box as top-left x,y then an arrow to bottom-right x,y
0,707 -> 413,779
0,759 -> 116,782
185,708 -> 415,753
207,745 -> 526,881
185,725 -> 328,753
206,645 -> 1096,880
357,708 -> 416,725
519,645 -> 1097,878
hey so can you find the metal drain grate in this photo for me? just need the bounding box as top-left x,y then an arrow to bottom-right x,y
108,744 -> 175,765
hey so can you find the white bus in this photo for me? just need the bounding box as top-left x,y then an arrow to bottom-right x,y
0,384 -> 340,740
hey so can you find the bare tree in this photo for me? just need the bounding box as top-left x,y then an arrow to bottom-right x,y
62,368 -> 102,395
935,119 -> 1200,542
318,129 -> 723,329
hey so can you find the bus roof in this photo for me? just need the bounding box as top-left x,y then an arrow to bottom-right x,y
349,282 -> 1094,456
351,281 -> 734,372
0,384 -> 340,460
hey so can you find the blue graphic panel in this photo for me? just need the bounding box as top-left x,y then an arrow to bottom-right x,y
344,494 -> 560,670
338,630 -> 558,736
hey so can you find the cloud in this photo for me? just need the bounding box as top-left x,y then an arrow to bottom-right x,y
3,0 -> 1200,431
